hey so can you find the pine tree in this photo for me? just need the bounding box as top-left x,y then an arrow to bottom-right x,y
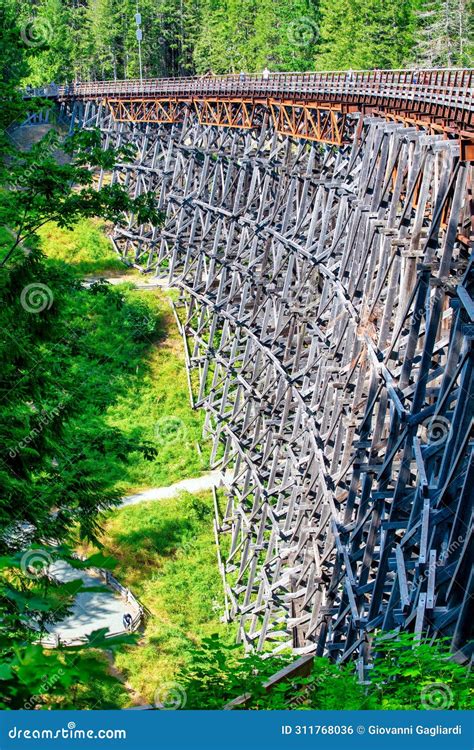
193,0 -> 232,73
413,0 -> 473,66
317,0 -> 415,69
17,0 -> 74,84
253,0 -> 320,72
315,0 -> 355,69
8,0 -> 473,86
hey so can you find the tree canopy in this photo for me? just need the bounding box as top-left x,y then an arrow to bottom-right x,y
0,4 -> 163,706
9,0 -> 473,84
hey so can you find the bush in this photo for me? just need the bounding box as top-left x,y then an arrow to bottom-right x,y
175,632 -> 472,710
368,633 -> 472,710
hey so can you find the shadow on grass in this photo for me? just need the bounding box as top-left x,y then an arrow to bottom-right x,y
113,517 -> 195,559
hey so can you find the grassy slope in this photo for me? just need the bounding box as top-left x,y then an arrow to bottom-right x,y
105,291 -> 211,492
35,219 -> 229,702
87,491 -> 231,704
37,219 -> 125,276
38,219 -> 212,493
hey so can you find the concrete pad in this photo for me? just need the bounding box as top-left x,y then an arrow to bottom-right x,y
45,561 -> 135,644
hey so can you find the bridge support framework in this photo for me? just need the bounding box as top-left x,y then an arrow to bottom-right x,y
103,97 -> 355,145
68,98 -> 473,668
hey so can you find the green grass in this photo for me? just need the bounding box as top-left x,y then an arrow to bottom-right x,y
35,218 -> 226,702
84,491 -> 232,704
6,214 -> 227,704
104,290 -> 211,493
33,218 -> 211,492
37,218 -> 126,276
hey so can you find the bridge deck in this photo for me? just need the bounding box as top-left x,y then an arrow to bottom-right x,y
31,68 -> 474,134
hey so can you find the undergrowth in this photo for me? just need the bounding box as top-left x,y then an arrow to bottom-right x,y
37,219 -> 125,276
175,633 -> 473,710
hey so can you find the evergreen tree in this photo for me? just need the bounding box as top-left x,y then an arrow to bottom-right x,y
412,0 -> 473,66
0,0 -> 158,706
85,0 -> 125,79
253,0 -> 320,72
17,0 -> 74,85
10,0 -> 473,81
0,0 -> 30,146
317,0 -> 415,69
193,0 -> 233,73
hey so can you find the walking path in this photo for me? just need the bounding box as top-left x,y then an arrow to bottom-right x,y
83,274 -> 172,290
45,470 -> 228,644
45,270 -> 228,650
44,561 -> 136,645
120,469 -> 229,507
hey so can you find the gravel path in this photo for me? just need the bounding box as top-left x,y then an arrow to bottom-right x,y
46,272 -> 227,645
44,471 -> 227,643
83,274 -> 172,290
120,470 -> 229,507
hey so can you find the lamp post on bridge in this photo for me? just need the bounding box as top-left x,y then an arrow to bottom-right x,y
135,5 -> 143,84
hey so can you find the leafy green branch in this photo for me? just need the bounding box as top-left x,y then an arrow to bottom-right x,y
0,128 -> 163,267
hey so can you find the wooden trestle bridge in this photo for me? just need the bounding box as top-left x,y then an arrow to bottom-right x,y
36,69 -> 473,670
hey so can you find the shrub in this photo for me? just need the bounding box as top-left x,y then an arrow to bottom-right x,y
176,632 -> 472,710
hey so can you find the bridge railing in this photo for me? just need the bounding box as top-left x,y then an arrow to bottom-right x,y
27,68 -> 473,103
24,69 -> 473,133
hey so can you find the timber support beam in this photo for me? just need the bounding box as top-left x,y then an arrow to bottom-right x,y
48,72 -> 474,668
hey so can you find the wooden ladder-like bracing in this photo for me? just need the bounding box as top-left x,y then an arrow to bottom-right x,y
66,98 -> 473,669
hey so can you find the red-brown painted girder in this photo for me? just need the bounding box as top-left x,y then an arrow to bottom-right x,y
43,68 -> 473,146
107,98 -> 182,123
